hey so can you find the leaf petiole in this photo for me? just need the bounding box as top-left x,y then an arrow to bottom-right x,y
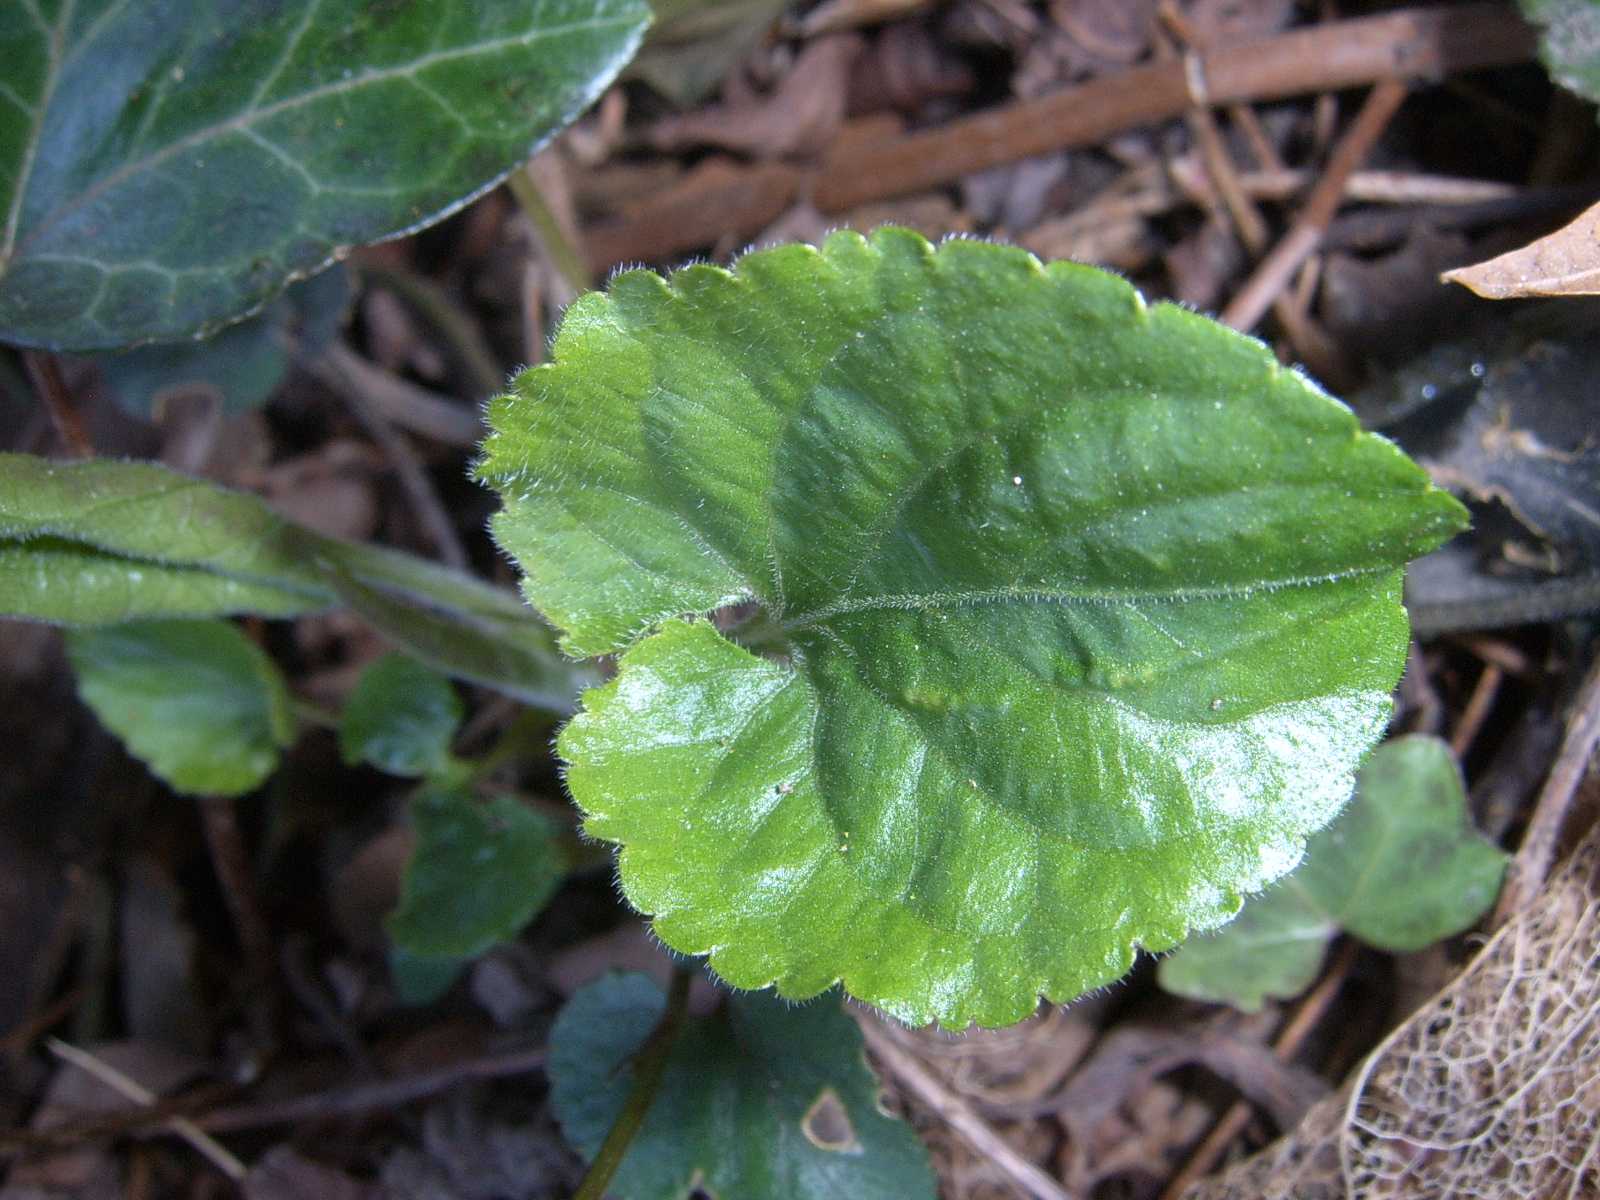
572,965 -> 694,1200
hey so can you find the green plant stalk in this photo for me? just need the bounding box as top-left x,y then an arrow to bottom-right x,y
506,166 -> 592,297
572,965 -> 693,1200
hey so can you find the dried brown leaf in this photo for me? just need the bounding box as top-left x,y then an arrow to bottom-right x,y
647,35 -> 865,158
1185,813 -> 1600,1199
1441,199 -> 1600,298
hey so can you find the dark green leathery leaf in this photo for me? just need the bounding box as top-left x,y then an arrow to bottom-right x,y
0,0 -> 649,350
479,228 -> 1469,1027
548,973 -> 936,1200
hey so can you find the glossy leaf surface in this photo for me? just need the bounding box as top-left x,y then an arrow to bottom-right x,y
386,788 -> 566,959
0,453 -> 594,709
1159,735 -> 1508,1010
339,653 -> 462,777
66,618 -> 291,796
480,228 -> 1468,1026
0,0 -> 650,350
549,973 -> 936,1200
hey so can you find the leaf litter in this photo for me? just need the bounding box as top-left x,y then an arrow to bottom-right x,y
3,0 -> 1598,1197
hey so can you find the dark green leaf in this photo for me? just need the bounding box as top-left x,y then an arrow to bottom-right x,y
1158,735 -> 1508,1010
0,0 -> 651,350
387,788 -> 566,960
389,946 -> 466,1006
66,618 -> 292,796
339,653 -> 462,777
549,973 -> 936,1200
0,452 -> 595,708
479,228 -> 1467,1026
92,266 -> 351,417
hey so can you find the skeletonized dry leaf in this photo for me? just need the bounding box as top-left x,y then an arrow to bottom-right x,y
1184,813 -> 1600,1199
1441,199 -> 1600,298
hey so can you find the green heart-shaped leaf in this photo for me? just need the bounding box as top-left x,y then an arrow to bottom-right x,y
66,618 -> 292,796
479,228 -> 1468,1027
0,0 -> 649,350
549,973 -> 936,1200
387,787 -> 566,959
339,653 -> 463,778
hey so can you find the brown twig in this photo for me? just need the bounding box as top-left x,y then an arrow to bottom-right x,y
308,343 -> 482,448
585,5 -> 1533,269
0,987 -> 85,1058
1220,79 -> 1409,332
1489,654 -> 1600,927
196,1043 -> 548,1133
1158,12 -> 1347,380
1450,662 -> 1504,758
1159,941 -> 1359,1200
198,796 -> 280,1028
46,1038 -> 247,1182
860,1015 -> 1077,1200
342,376 -> 471,569
22,351 -> 92,458
1457,636 -> 1533,678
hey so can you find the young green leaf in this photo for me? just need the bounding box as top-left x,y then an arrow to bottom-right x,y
479,228 -> 1468,1027
1158,734 -> 1508,1010
66,619 -> 292,796
1153,883 -> 1333,1012
0,453 -> 332,620
0,0 -> 650,351
549,973 -> 936,1200
339,654 -> 463,778
386,788 -> 566,960
0,453 -> 595,709
1295,734 -> 1508,949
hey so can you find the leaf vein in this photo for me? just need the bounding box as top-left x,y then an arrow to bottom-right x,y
14,11 -> 644,259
